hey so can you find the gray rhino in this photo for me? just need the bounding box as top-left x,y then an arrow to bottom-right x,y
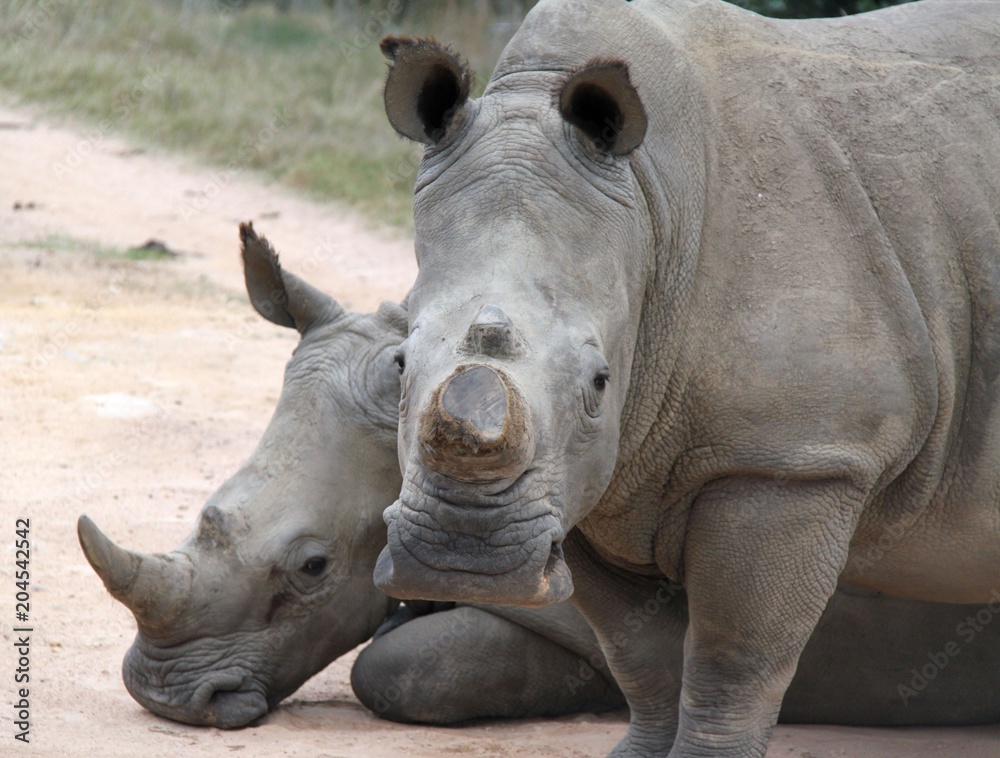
77,224 -> 618,728
373,0 -> 1000,755
80,226 -> 1000,732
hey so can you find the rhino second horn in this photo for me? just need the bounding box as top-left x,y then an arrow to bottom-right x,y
460,304 -> 525,358
418,364 -> 533,483
77,515 -> 193,636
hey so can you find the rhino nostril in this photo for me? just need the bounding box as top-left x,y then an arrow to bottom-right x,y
544,540 -> 565,576
207,685 -> 269,729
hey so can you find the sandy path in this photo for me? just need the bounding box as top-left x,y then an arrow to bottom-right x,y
0,103 -> 415,311
1,102 -> 997,757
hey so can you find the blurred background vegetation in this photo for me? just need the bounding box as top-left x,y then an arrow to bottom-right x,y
0,0 -> 914,229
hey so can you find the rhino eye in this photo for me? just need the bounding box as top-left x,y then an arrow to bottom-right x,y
300,557 -> 327,577
393,349 -> 405,375
593,369 -> 610,392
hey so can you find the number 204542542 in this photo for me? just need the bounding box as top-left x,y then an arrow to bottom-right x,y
14,518 -> 31,744
15,519 -> 30,619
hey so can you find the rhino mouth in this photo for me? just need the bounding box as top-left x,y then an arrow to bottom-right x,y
373,471 -> 574,606
122,637 -> 270,729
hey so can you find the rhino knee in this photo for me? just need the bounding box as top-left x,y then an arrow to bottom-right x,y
350,634 -> 439,723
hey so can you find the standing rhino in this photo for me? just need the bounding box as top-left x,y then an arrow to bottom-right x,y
80,226 -> 1000,732
373,0 -> 1000,755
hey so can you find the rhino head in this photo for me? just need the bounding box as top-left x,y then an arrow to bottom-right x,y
78,224 -> 407,727
373,2 -> 705,607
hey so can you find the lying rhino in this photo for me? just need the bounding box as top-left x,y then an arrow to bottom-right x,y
77,223 -> 617,727
373,0 -> 1000,755
80,226 -> 1000,730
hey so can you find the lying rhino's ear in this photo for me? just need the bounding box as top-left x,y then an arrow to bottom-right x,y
375,299 -> 408,336
239,222 -> 344,334
558,58 -> 647,156
380,36 -> 473,145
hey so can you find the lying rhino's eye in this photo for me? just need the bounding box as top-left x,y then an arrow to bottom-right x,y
300,557 -> 327,576
393,349 -> 405,375
593,369 -> 610,392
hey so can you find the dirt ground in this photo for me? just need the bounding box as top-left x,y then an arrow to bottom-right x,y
1,102 -> 998,757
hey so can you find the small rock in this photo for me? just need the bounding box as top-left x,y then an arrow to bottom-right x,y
84,393 -> 160,419
129,238 -> 180,258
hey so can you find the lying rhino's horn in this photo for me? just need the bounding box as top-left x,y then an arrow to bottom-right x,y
77,515 -> 193,635
418,364 -> 533,483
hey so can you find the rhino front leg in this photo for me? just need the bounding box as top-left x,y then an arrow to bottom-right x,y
671,477 -> 862,758
351,604 -> 623,724
563,530 -> 688,757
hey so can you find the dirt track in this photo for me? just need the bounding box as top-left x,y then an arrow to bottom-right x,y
2,102 -> 998,757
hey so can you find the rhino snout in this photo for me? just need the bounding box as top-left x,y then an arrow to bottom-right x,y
417,363 -> 533,484
203,684 -> 269,729
123,643 -> 269,728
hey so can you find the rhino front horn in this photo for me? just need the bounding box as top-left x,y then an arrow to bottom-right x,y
418,364 -> 533,483
77,515 -> 193,636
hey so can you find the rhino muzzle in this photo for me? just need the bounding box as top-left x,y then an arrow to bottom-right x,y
373,511 -> 573,607
418,363 -> 533,484
374,466 -> 574,607
122,641 -> 269,728
381,310 -> 575,605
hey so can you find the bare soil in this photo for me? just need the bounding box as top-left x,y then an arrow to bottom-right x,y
1,102 -> 997,757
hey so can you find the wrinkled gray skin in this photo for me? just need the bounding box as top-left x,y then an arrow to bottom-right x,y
77,225 -> 618,728
375,0 -> 1000,755
80,227 -> 1000,732
77,225 -> 403,728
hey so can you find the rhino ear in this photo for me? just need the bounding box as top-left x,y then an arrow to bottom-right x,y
239,222 -> 343,334
369,299 -> 409,414
380,36 -> 473,145
558,58 -> 647,156
375,299 -> 408,336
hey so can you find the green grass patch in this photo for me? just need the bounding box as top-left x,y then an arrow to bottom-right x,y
22,233 -> 177,261
22,234 -> 90,253
0,0 -> 529,230
119,241 -> 179,261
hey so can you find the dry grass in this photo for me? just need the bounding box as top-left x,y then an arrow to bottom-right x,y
0,0 -> 530,229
